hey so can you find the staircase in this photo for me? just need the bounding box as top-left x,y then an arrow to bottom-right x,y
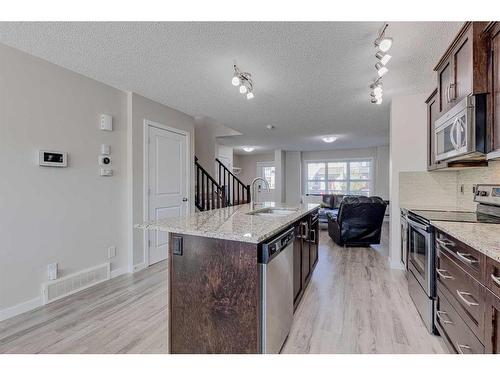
194,157 -> 251,211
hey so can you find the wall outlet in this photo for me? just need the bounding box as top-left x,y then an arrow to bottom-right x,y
48,262 -> 58,280
108,246 -> 116,259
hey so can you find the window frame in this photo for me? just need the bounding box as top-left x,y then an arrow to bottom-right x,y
303,157 -> 374,196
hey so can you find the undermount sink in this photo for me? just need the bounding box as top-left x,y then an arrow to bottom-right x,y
247,207 -> 299,217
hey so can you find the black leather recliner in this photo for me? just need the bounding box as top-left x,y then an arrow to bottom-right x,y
327,196 -> 387,247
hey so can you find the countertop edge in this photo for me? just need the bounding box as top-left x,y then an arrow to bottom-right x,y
135,204 -> 320,244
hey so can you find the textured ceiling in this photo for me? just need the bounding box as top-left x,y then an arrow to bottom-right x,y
0,22 -> 462,153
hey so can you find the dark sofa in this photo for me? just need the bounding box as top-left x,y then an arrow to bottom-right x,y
327,196 -> 387,247
316,194 -> 344,224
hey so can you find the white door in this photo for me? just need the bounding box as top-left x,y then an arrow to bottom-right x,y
256,161 -> 275,202
146,123 -> 189,266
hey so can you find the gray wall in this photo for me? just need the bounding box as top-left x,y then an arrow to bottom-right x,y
0,43 -> 128,312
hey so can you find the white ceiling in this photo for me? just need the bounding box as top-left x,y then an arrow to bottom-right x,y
0,22 -> 462,153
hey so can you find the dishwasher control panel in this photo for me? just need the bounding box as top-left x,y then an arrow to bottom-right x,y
259,227 -> 295,264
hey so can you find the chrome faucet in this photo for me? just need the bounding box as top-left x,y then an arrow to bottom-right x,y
250,177 -> 270,210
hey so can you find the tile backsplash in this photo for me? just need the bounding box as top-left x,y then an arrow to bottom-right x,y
399,161 -> 500,211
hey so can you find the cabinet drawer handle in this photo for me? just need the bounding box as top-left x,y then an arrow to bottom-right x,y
436,238 -> 454,249
456,252 -> 478,265
456,290 -> 479,307
456,343 -> 472,354
436,268 -> 454,280
491,274 -> 500,287
436,310 -> 453,325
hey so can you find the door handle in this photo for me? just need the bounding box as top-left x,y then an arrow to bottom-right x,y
182,197 -> 188,202
450,118 -> 459,150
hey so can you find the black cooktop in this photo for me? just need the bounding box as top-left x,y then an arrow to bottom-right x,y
410,209 -> 500,224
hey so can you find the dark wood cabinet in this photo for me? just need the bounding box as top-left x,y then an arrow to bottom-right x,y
293,223 -> 303,304
293,209 -> 319,310
485,22 -> 500,158
485,290 -> 500,353
435,22 -> 489,115
434,229 -> 500,354
426,89 -> 440,170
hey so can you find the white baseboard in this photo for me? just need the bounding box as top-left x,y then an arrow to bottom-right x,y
110,266 -> 129,279
133,262 -> 146,272
0,296 -> 43,322
0,264 -> 130,322
388,257 -> 405,270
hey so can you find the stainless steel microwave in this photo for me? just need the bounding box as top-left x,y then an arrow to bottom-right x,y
434,94 -> 486,162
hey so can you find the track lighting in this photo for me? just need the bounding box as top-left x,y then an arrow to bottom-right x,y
375,37 -> 393,52
369,24 -> 392,105
232,64 -> 254,100
375,51 -> 392,65
375,62 -> 388,77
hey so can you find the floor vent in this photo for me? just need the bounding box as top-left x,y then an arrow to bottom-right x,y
42,263 -> 110,304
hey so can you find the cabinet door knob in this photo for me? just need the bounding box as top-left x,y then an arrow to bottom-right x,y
182,197 -> 188,202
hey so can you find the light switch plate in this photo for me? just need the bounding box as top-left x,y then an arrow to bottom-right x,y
108,246 -> 116,259
100,114 -> 113,131
100,144 -> 111,155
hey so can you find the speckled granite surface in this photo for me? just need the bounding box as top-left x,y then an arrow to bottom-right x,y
136,202 -> 320,244
431,221 -> 500,262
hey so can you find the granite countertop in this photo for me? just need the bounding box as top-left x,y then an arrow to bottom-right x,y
431,220 -> 500,262
135,202 -> 320,244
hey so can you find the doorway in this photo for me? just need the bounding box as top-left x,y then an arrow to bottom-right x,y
256,161 -> 276,202
144,120 -> 190,266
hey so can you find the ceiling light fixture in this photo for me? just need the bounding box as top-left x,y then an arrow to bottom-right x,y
369,24 -> 392,105
232,64 -> 254,100
375,51 -> 392,65
242,146 -> 255,152
375,62 -> 388,77
322,136 -> 338,143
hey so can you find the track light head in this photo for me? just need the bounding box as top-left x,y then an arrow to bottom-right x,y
246,91 -> 254,100
375,51 -> 392,65
375,37 -> 393,52
375,62 -> 388,77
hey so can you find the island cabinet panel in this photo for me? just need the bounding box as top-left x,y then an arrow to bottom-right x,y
485,290 -> 500,353
169,234 -> 259,354
293,223 -> 303,304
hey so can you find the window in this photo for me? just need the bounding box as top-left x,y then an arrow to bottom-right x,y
305,159 -> 372,196
259,165 -> 276,189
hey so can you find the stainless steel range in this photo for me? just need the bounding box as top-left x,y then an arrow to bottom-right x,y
404,184 -> 500,334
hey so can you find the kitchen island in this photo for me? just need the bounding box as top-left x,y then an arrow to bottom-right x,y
136,202 -> 320,354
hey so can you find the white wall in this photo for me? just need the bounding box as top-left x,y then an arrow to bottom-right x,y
389,93 -> 428,269
0,43 -> 128,314
0,44 -> 197,319
274,150 -> 286,203
128,92 -> 195,269
233,152 -> 275,186
285,151 -> 302,205
375,145 -> 390,200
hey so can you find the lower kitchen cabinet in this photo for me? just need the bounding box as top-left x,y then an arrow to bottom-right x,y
485,290 -> 500,353
435,229 -> 500,354
293,209 -> 319,310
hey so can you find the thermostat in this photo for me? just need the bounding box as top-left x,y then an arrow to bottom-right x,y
38,150 -> 68,167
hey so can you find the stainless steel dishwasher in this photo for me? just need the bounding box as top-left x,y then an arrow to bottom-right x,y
259,227 -> 295,354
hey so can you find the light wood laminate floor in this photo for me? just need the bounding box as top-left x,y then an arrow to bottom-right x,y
0,226 -> 446,354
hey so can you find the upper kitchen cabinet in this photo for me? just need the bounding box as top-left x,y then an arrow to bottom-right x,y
435,22 -> 489,114
426,89 -> 440,170
485,22 -> 500,159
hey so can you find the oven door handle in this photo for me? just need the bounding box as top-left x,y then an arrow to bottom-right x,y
406,217 -> 430,232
